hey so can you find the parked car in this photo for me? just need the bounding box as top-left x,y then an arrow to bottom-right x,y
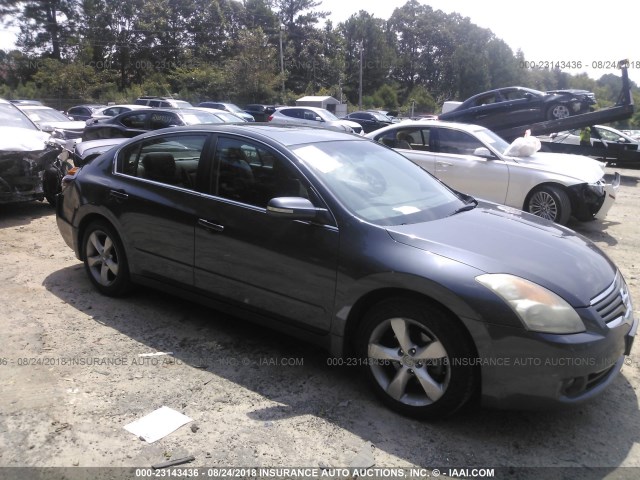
82,108 -> 233,140
342,111 -> 393,133
0,98 -> 62,204
17,105 -> 86,144
134,96 -> 193,108
198,101 -> 255,122
86,104 -> 151,124
244,104 -> 277,122
366,120 -> 619,225
438,87 -> 596,131
56,124 -> 635,418
543,125 -> 640,151
9,99 -> 44,106
268,106 -> 363,134
65,104 -> 107,121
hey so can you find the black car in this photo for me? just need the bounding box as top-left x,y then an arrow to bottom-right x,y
82,108 -> 228,140
438,86 -> 596,131
56,124 -> 635,419
342,111 -> 393,133
65,104 -> 107,121
244,104 -> 277,122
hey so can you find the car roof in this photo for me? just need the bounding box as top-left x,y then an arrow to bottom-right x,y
367,119 -> 489,133
119,124 -> 368,147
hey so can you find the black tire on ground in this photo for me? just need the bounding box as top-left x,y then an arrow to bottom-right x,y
526,185 -> 572,225
356,298 -> 478,419
81,220 -> 132,296
43,167 -> 62,206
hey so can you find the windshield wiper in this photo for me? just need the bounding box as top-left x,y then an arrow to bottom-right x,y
449,198 -> 478,216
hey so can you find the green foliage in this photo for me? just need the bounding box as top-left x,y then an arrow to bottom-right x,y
0,0 -> 637,118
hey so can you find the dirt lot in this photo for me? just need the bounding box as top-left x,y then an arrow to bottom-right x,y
1,166 -> 639,479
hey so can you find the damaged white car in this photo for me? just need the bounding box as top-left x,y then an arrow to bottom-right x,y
0,98 -> 63,205
367,121 -> 619,225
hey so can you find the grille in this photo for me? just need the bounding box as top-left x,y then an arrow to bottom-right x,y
590,272 -> 632,328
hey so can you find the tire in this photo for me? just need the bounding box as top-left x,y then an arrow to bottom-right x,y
546,103 -> 571,120
356,298 -> 478,419
526,185 -> 572,225
43,166 -> 63,206
82,221 -> 131,296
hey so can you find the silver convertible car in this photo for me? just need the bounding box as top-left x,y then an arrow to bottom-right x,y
366,121 -> 619,225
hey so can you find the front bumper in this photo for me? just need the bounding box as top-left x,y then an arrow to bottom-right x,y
594,172 -> 620,220
468,300 -> 636,409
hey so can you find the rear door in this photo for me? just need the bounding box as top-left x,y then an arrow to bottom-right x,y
109,132 -> 211,285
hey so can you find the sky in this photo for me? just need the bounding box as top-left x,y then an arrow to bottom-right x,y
321,0 -> 640,85
1,0 -> 638,85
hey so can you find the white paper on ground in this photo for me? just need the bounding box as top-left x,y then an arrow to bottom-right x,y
124,406 -> 193,443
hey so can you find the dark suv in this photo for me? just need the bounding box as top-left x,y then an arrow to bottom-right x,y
244,104 -> 277,122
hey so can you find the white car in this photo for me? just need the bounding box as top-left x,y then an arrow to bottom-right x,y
267,106 -> 363,134
17,105 -> 86,146
366,121 -> 619,225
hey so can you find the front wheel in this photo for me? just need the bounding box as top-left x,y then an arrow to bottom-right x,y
82,221 -> 131,296
356,298 -> 478,419
526,185 -> 571,225
546,103 -> 571,120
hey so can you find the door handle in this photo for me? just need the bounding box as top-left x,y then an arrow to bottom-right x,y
437,161 -> 453,167
198,219 -> 224,233
109,189 -> 128,200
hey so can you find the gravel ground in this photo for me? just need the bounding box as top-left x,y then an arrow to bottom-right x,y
0,166 -> 639,480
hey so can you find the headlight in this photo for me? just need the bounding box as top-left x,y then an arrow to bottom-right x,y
476,274 -> 585,334
587,180 -> 605,196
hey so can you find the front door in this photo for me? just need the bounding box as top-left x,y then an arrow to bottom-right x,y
194,136 -> 339,332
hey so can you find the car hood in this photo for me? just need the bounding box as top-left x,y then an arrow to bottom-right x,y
40,120 -> 86,131
506,151 -> 606,183
0,127 -> 49,151
386,204 -> 615,306
546,89 -> 591,95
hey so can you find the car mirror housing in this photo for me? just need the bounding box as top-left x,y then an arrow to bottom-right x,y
266,197 -> 320,220
473,147 -> 494,158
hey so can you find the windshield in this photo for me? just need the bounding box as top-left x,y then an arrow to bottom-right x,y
293,140 -> 464,226
0,103 -> 39,130
181,110 -> 225,125
223,103 -> 244,114
469,126 -> 511,155
214,112 -> 245,122
317,109 -> 339,121
24,108 -> 71,123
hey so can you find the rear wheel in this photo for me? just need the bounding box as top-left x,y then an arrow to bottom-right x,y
546,103 -> 571,120
82,221 -> 131,296
526,185 -> 572,224
356,298 -> 478,419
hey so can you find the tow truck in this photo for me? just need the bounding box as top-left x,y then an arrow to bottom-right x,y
494,60 -> 638,166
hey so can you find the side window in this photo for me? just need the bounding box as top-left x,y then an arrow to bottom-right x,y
149,100 -> 162,107
435,128 -> 485,155
120,112 -> 148,129
281,108 -> 301,119
150,112 -> 178,129
375,128 -> 428,150
303,110 -> 318,121
213,137 -> 308,207
117,134 -> 208,190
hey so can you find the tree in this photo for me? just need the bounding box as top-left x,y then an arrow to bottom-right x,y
222,28 -> 280,104
4,1 -> 80,60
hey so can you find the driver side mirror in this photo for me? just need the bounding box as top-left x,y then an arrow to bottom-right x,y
473,147 -> 494,159
524,93 -> 533,100
267,197 -> 322,220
